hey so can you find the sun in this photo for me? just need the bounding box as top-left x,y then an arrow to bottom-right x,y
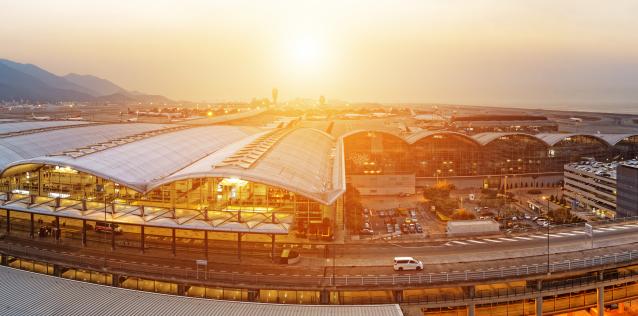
290,36 -> 323,70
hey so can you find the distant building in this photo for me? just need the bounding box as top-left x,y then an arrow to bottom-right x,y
616,164 -> 638,218
563,159 -> 638,218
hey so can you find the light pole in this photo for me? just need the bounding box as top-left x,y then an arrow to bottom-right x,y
542,196 -> 551,275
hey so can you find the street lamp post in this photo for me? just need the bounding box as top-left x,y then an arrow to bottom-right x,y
542,196 -> 551,276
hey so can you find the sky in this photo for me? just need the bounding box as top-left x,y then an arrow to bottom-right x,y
1,0 -> 638,107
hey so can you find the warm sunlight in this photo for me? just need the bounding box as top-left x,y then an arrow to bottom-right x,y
290,36 -> 323,72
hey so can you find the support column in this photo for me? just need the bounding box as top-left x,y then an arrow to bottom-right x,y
112,273 -> 121,287
177,284 -> 186,296
320,290 -> 330,305
81,219 -> 87,246
140,226 -> 145,253
536,296 -> 543,316
237,232 -> 242,261
111,227 -> 116,250
204,231 -> 209,260
393,290 -> 403,303
171,228 -> 176,256
467,303 -> 475,316
29,213 -> 34,238
55,216 -> 60,241
597,286 -> 604,316
271,234 -> 276,263
247,289 -> 259,302
53,264 -> 62,277
5,209 -> 10,234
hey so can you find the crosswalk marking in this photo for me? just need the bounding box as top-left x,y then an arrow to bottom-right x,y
531,235 -> 548,239
598,227 -> 616,231
615,226 -> 630,229
572,231 -> 587,234
625,224 -> 638,228
467,239 -> 486,244
451,240 -> 469,245
557,232 -> 576,236
549,234 -> 564,238
593,229 -> 606,233
484,239 -> 503,243
513,236 -> 532,240
498,237 -> 518,242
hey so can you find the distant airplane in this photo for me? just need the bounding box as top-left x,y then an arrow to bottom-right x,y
31,113 -> 51,120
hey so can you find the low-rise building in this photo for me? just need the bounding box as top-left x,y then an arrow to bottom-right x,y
563,159 -> 638,218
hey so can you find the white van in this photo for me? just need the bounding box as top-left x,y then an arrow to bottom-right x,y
393,257 -> 423,271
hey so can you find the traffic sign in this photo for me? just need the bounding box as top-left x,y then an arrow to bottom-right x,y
584,223 -> 593,237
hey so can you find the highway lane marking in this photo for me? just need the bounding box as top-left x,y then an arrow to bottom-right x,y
549,234 -> 564,238
467,240 -> 486,244
598,227 -> 617,231
513,236 -> 532,240
483,239 -> 503,243
625,224 -> 638,228
557,232 -> 576,236
497,238 -> 518,242
593,229 -> 606,233
451,240 -> 469,245
572,231 -> 587,234
615,226 -> 631,229
530,235 -> 548,239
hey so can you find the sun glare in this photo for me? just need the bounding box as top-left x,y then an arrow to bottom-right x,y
290,36 -> 323,71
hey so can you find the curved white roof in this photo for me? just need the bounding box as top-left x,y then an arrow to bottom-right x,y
471,132 -> 549,146
404,130 -> 480,145
153,128 -> 344,204
535,133 -> 610,146
0,120 -> 89,134
5,125 -> 259,192
0,123 -> 172,171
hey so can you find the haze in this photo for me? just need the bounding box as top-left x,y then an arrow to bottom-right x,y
1,0 -> 638,107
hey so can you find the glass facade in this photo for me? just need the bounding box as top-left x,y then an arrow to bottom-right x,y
343,132 -> 636,177
0,166 -> 335,235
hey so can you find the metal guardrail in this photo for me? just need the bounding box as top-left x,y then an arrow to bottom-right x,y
2,242 -> 638,288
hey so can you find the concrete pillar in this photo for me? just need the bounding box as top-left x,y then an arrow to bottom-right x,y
536,296 -> 543,316
112,273 -> 121,287
81,219 -> 87,246
53,264 -> 62,277
467,303 -> 475,316
140,225 -> 145,253
247,289 -> 259,302
171,228 -> 176,256
55,197 -> 60,208
204,230 -> 209,260
237,233 -> 242,261
5,209 -> 10,234
177,284 -> 186,296
393,290 -> 403,303
55,216 -> 60,241
320,290 -> 330,305
111,227 -> 116,250
597,286 -> 604,316
271,234 -> 276,263
29,213 -> 34,238
1,254 -> 7,266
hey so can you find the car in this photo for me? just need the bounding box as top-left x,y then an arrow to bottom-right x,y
415,223 -> 423,233
524,214 -> 532,220
386,223 -> 394,233
378,210 -> 386,217
393,257 -> 423,271
94,221 -> 122,233
363,222 -> 371,230
409,223 -> 416,233
360,228 -> 374,235
511,216 -> 518,221
394,223 -> 401,233
401,224 -> 409,233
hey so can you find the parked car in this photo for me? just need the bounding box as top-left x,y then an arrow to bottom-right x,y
401,223 -> 410,233
360,228 -> 374,235
409,223 -> 416,233
393,257 -> 423,271
386,223 -> 394,233
394,223 -> 401,233
415,223 -> 423,233
94,221 -> 122,233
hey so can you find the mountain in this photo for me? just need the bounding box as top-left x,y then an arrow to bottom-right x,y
0,59 -> 99,96
0,62 -> 94,101
64,73 -> 127,96
0,58 -> 172,103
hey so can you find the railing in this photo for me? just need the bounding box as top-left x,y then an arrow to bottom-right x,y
2,241 -> 638,288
